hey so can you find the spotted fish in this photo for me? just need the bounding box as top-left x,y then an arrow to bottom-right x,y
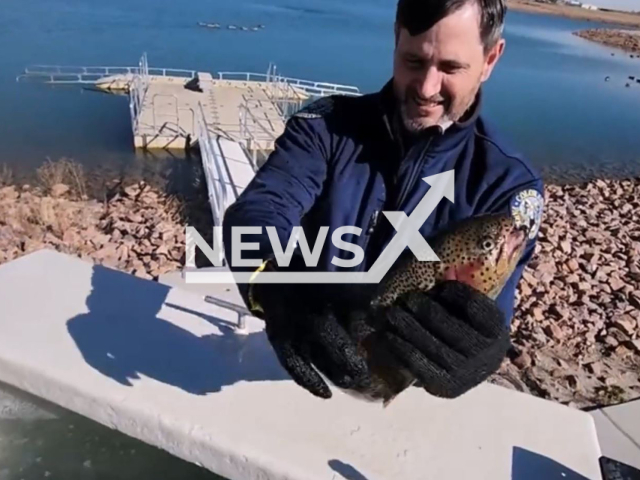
344,212 -> 529,406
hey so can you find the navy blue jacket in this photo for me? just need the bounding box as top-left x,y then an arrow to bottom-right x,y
223,81 -> 544,324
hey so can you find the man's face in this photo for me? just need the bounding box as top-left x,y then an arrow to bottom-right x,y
393,2 -> 505,132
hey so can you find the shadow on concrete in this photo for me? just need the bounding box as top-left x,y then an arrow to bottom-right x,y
66,265 -> 289,395
328,459 -> 372,480
511,446 -> 590,480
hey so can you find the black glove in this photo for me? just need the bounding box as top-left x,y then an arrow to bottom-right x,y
250,277 -> 370,399
380,280 -> 510,399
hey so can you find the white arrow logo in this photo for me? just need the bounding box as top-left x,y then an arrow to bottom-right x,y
184,170 -> 455,284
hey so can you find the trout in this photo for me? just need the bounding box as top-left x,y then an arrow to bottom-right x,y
344,212 -> 529,406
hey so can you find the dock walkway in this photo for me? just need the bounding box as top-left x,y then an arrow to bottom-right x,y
132,73 -> 299,151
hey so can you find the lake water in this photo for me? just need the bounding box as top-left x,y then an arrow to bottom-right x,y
1,0 -> 640,188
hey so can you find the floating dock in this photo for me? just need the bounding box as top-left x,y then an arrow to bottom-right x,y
18,54 -> 361,231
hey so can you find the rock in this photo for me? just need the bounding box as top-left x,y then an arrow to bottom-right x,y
522,271 -> 536,285
512,352 -> 532,369
566,274 -> 580,284
94,245 -> 118,263
567,259 -> 580,272
519,282 -> 532,297
609,276 -> 626,292
116,244 -> 130,262
544,323 -> 564,341
63,229 -> 82,245
50,184 -> 70,198
614,345 -> 632,357
577,282 -> 591,293
566,375 -> 579,390
608,328 -> 630,344
124,184 -> 141,198
629,339 -> 640,353
548,304 -> 568,320
560,240 -> 571,254
0,186 -> 19,201
133,268 -> 152,280
126,213 -> 143,224
600,283 -> 612,294
533,307 -> 545,322
629,292 -> 640,309
604,335 -> 619,348
22,238 -> 44,253
585,362 -> 603,376
91,233 -> 111,249
612,316 -> 637,337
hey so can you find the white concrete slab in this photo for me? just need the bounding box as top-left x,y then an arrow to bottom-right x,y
590,410 -> 640,470
600,399 -> 640,446
158,269 -> 240,301
0,250 -> 604,480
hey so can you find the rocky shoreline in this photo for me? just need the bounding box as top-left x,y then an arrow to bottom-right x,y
0,166 -> 638,409
574,28 -> 640,55
492,177 -> 640,408
508,0 -> 640,28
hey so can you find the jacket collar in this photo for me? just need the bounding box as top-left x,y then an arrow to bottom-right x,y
376,78 -> 481,156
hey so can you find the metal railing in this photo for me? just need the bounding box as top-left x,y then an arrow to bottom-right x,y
196,102 -> 235,230
238,102 -> 281,165
128,53 -> 150,139
17,61 -> 196,84
217,63 -> 361,98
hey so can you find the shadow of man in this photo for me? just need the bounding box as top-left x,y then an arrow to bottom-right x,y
511,446 -> 590,480
67,265 -> 289,395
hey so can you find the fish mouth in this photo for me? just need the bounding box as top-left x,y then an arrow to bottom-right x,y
506,225 -> 528,263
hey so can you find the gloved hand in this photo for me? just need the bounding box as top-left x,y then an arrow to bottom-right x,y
380,280 -> 510,399
249,274 -> 371,400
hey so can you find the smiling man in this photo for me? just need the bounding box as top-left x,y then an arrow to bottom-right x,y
223,0 -> 544,401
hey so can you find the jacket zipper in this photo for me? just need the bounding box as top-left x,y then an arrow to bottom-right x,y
361,136 -> 434,270
393,136 -> 434,211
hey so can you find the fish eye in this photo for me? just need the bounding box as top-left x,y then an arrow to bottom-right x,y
480,238 -> 495,251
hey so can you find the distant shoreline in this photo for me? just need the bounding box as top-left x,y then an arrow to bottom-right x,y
507,0 -> 640,28
574,28 -> 640,54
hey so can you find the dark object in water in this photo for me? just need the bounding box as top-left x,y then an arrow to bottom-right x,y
605,76 -> 610,82
637,79 -> 640,84
626,83 -> 631,87
629,76 -> 636,81
344,213 -> 528,406
611,53 -> 615,56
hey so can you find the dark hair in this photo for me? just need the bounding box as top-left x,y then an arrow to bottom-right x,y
395,0 -> 506,51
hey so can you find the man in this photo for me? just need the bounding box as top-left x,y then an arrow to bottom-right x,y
222,0 -> 544,401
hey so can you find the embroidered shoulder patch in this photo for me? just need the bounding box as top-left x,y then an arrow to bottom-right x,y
510,189 -> 544,240
293,96 -> 335,119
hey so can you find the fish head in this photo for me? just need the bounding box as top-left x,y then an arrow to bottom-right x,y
436,212 -> 528,298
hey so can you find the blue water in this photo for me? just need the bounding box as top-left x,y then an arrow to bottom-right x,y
1,0 -> 640,185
